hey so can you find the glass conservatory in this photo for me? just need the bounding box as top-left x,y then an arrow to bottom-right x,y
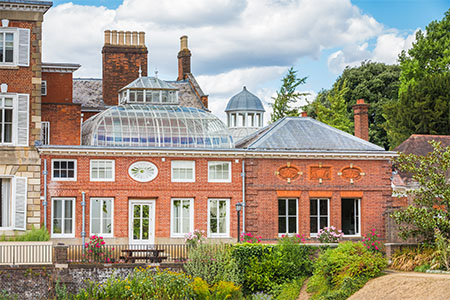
118,77 -> 178,105
82,104 -> 235,148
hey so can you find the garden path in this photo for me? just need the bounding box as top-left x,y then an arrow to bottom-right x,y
348,271 -> 450,300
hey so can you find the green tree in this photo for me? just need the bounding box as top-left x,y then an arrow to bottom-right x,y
385,9 -> 450,148
398,9 -> 450,97
270,67 -> 308,123
304,61 -> 400,149
391,141 -> 450,242
315,80 -> 353,133
384,73 -> 450,148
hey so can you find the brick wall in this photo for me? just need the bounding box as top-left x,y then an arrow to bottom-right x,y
41,103 -> 81,145
41,155 -> 243,244
42,72 -> 73,103
102,46 -> 148,106
244,157 -> 392,240
0,14 -> 45,232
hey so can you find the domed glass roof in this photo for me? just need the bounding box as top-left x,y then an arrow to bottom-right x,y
82,104 -> 234,148
225,86 -> 265,112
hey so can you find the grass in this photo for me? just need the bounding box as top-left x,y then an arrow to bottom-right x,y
0,226 -> 50,242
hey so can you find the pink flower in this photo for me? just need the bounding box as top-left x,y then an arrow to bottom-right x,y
101,241 -> 105,245
375,246 -> 379,250
372,242 -> 375,246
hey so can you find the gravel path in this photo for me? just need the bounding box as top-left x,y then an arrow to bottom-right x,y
349,271 -> 450,300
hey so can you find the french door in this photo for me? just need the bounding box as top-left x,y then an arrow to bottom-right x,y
129,200 -> 155,245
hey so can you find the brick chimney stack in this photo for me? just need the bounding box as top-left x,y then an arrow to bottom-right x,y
352,99 -> 370,141
102,30 -> 148,106
177,35 -> 191,81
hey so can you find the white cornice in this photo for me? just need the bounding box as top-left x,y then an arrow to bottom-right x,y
38,147 -> 398,160
0,2 -> 52,13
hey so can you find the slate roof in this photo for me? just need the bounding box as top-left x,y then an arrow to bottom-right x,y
393,134 -> 450,186
73,78 -> 104,109
236,117 -> 386,152
0,0 -> 52,5
225,86 -> 265,112
73,76 -> 207,111
394,134 -> 450,156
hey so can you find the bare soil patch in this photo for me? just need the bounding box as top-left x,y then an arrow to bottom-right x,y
349,271 -> 450,300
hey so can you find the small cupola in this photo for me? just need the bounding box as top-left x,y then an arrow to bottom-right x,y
225,86 -> 265,140
118,76 -> 179,105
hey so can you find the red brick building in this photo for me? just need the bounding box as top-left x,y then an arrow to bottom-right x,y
0,1 -> 396,245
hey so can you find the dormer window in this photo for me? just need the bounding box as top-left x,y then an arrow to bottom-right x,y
118,77 -> 179,105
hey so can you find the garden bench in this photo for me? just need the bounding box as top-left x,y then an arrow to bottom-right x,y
121,249 -> 168,263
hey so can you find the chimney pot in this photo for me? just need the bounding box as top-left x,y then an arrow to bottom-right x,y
111,30 -> 118,45
104,30 -> 111,45
180,35 -> 188,51
125,31 -> 131,46
356,98 -> 365,104
132,31 -> 138,45
138,32 -> 145,46
301,111 -> 308,117
118,31 -> 125,45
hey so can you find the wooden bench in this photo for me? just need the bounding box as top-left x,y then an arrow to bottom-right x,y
121,249 -> 168,263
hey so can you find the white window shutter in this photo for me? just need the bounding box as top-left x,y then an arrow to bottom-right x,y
16,94 -> 29,146
13,176 -> 27,230
17,28 -> 30,67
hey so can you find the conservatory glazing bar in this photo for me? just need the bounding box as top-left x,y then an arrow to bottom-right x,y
82,105 -> 234,149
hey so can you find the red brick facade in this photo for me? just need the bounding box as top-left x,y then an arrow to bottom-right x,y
41,154 -> 243,244
244,158 -> 392,240
41,103 -> 81,145
42,72 -> 73,103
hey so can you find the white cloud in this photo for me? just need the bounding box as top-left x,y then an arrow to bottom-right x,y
43,0 -> 384,78
327,30 -> 417,74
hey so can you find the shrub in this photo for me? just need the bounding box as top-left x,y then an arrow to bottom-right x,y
390,246 -> 434,271
432,228 -> 450,271
307,242 -> 387,300
82,235 -> 114,263
75,268 -> 194,299
317,226 -> 343,243
185,229 -> 206,247
232,243 -> 313,295
240,232 -> 262,243
362,228 -> 383,253
184,244 -> 240,285
274,277 -> 307,300
191,277 -> 244,300
0,226 -> 50,242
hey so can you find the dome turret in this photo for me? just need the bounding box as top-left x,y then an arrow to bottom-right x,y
225,86 -> 265,140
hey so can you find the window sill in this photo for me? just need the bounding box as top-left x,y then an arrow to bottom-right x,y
208,235 -> 230,239
51,235 -> 75,238
0,65 -> 19,70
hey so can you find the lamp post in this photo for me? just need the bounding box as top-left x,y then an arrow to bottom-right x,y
236,202 -> 243,243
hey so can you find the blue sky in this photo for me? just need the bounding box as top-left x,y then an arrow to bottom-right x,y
42,0 -> 449,121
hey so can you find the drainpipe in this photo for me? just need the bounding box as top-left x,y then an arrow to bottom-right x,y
81,192 -> 86,246
241,159 -> 246,233
42,159 -> 48,228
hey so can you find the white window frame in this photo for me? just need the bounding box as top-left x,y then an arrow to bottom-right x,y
207,198 -> 230,238
310,198 -> 330,237
0,176 -> 12,230
0,28 -> 29,67
90,197 -> 114,238
341,198 -> 361,237
40,121 -> 50,145
51,159 -> 77,181
90,159 -> 115,182
41,80 -> 47,96
208,161 -> 232,183
0,94 -> 14,145
0,29 -> 16,65
278,198 -> 298,236
51,197 -> 75,238
170,198 -> 194,238
171,160 -> 195,182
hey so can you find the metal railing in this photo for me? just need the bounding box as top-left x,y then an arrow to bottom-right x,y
0,242 -> 53,265
68,244 -> 191,264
